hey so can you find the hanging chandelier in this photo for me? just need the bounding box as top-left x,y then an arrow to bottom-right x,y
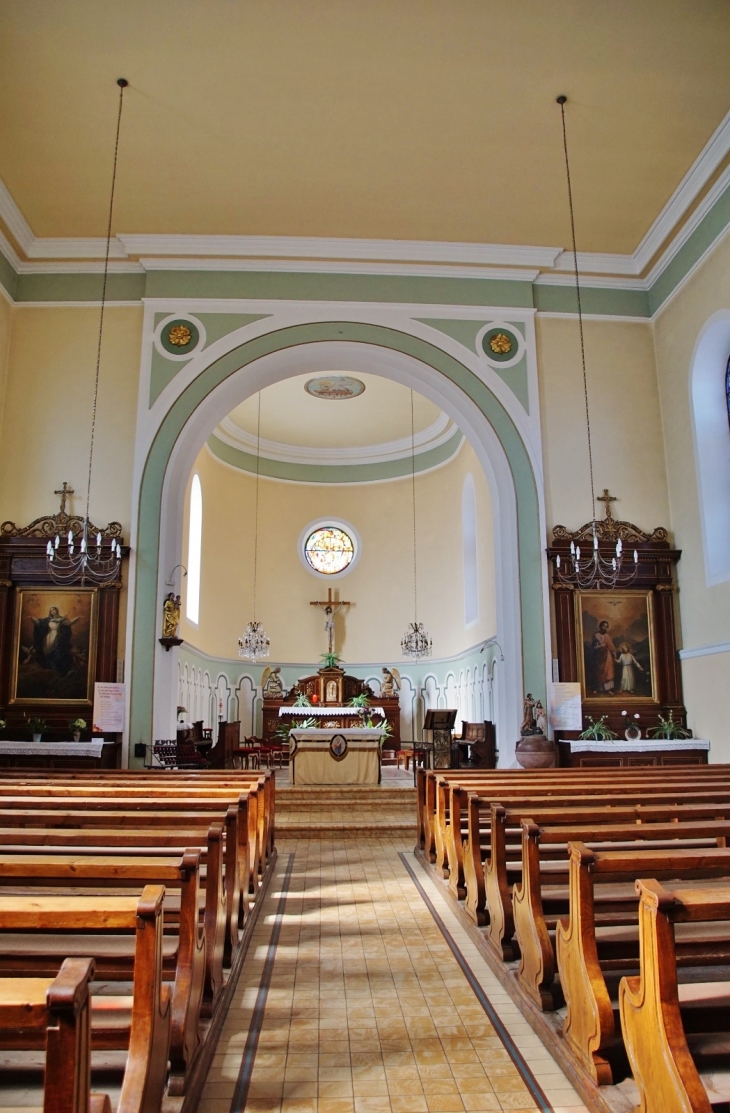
401,390 -> 432,659
46,79 -> 128,587
238,392 -> 270,661
552,95 -> 637,591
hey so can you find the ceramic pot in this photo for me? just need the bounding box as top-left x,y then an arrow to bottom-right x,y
32,733 -> 42,744
515,733 -> 556,769
73,731 -> 81,742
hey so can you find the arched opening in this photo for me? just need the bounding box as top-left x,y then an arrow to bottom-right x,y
125,322 -> 548,766
690,310 -> 730,585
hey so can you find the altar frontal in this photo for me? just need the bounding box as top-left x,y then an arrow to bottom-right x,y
289,723 -> 384,785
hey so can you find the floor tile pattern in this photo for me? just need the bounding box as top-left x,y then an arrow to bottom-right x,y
200,838 -> 588,1113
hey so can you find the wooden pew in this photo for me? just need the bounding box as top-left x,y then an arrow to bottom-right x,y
0,957 -> 111,1113
0,887 -> 171,1113
556,842 -> 730,1084
619,879 -> 730,1113
0,851 -> 208,1090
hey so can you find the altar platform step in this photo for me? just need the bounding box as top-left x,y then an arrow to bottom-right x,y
275,782 -> 417,839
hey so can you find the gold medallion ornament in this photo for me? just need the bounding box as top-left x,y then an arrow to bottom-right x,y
489,332 -> 512,355
168,324 -> 192,347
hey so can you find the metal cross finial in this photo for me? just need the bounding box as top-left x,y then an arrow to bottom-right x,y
596,489 -> 617,520
54,482 -> 74,515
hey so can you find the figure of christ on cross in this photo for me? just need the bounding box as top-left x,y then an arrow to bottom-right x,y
54,482 -> 74,516
310,587 -> 351,655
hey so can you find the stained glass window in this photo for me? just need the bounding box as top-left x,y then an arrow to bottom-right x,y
305,527 -> 355,575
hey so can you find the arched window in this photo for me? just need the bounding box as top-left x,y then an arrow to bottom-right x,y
690,313 -> 730,585
186,474 -> 202,624
462,472 -> 479,627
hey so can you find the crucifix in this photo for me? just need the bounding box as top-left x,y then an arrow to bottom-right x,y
310,587 -> 351,655
54,482 -> 74,515
596,488 -> 617,520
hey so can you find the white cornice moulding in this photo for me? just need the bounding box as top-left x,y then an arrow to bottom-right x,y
0,229 -> 21,271
552,251 -> 641,276
0,179 -> 34,255
27,237 -> 129,259
634,109 -> 730,274
120,233 -> 562,269
534,272 -> 649,291
678,640 -> 730,660
138,257 -> 541,281
215,411 -> 455,466
644,161 -> 730,289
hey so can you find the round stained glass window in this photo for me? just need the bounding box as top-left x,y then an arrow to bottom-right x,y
304,527 -> 355,575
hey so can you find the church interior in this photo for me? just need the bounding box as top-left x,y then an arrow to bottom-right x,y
0,3 -> 729,1113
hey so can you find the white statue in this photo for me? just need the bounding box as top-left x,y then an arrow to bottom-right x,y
261,666 -> 284,697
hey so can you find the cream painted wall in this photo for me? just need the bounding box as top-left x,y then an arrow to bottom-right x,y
0,305 -> 143,653
536,316 -> 670,533
653,232 -> 730,755
0,306 -> 142,529
178,436 -> 496,665
0,296 -> 12,450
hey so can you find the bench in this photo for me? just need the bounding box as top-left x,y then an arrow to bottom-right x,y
0,957 -> 111,1113
556,842 -> 730,1084
619,879 -> 730,1113
0,887 -> 171,1113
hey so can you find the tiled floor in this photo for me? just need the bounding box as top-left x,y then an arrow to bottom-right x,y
200,838 -> 589,1113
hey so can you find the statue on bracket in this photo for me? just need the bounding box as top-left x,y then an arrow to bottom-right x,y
162,593 -> 181,639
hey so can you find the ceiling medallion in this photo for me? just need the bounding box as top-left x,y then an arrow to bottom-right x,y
304,376 -> 366,400
168,324 -> 192,347
489,332 -> 512,355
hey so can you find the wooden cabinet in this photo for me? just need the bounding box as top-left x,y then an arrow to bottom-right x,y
557,740 -> 709,767
263,668 -> 401,747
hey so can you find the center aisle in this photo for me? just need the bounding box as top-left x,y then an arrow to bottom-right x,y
199,828 -> 587,1113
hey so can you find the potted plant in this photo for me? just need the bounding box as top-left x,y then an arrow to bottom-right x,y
348,692 -> 370,725
647,710 -> 692,740
26,716 -> 48,743
68,717 -> 87,742
578,715 -> 619,741
319,652 -> 342,670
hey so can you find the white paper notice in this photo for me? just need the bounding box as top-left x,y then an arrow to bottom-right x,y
93,683 -> 126,733
550,682 -> 582,731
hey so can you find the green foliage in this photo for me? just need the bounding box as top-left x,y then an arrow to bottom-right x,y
319,652 -> 342,669
25,716 -> 49,735
292,692 -> 312,707
647,711 -> 692,740
578,715 -> 618,741
348,694 -> 370,709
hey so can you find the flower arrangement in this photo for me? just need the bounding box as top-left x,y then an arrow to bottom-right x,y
577,715 -> 618,741
25,716 -> 49,738
68,718 -> 87,732
647,711 -> 692,740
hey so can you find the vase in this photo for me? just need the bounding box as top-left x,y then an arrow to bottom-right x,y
73,731 -> 81,742
515,733 -> 556,769
32,733 -> 42,743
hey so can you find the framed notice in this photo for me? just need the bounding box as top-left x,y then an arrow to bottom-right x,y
550,683 -> 582,731
93,682 -> 126,733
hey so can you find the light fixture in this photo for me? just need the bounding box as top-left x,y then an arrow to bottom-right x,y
46,79 -> 128,587
551,96 -> 638,591
238,392 -> 270,661
401,390 -> 432,659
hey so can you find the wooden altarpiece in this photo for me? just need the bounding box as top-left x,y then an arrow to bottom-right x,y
0,505 -> 126,745
547,498 -> 686,740
263,665 -> 401,747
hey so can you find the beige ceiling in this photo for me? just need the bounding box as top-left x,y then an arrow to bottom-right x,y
1,1 -> 729,253
222,374 -> 443,450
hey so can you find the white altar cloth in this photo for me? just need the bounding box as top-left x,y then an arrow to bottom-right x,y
566,739 -> 710,754
0,739 -> 109,759
289,727 -> 383,785
279,706 -> 384,717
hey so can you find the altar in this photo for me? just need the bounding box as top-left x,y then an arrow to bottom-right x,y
289,726 -> 384,785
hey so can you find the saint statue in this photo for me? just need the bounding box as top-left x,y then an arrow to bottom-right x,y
261,666 -> 285,697
534,700 -> 547,736
162,592 -> 181,638
520,693 -> 537,736
381,667 -> 401,697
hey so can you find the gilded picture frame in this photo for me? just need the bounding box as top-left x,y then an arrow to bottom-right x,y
575,590 -> 658,704
10,588 -> 99,705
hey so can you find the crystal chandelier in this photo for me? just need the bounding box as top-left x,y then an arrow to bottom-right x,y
401,390 -> 432,659
552,96 -> 637,591
46,79 -> 129,587
238,392 -> 270,661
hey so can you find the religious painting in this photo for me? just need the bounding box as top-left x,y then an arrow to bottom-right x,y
329,733 -> 348,760
10,588 -> 98,704
304,376 -> 366,400
575,591 -> 657,703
